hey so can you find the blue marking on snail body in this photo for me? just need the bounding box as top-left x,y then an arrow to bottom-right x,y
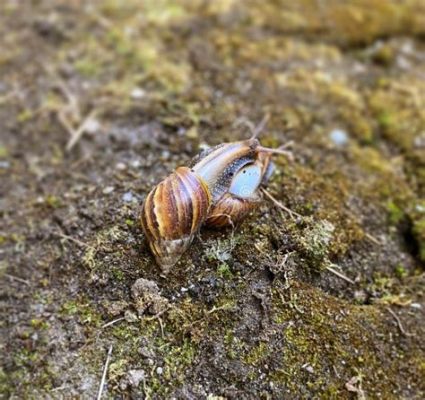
228,163 -> 262,199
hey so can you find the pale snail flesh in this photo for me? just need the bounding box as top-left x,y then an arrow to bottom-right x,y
204,152 -> 274,228
140,137 -> 287,272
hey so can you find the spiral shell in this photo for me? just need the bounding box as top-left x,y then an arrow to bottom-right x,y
205,193 -> 259,228
140,166 -> 211,272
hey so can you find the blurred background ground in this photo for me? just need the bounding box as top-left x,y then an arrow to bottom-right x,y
1,0 -> 424,398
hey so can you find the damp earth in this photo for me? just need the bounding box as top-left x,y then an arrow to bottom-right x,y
1,1 -> 424,399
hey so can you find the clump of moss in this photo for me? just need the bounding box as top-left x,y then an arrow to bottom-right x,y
386,200 -> 404,225
298,219 -> 335,270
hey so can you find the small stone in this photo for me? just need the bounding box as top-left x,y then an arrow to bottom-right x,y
353,290 -> 367,304
130,160 -> 141,168
329,128 -> 348,146
156,366 -> 163,375
127,369 -> 145,387
138,347 -> 155,358
131,87 -> 146,99
160,150 -> 170,160
85,118 -> 101,134
131,278 -> 168,316
185,126 -> 199,139
116,162 -> 127,171
122,191 -> 134,202
103,186 -> 114,194
105,300 -> 128,317
124,310 -> 138,322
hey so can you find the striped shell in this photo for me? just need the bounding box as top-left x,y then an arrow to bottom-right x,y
140,166 -> 211,272
205,192 -> 259,228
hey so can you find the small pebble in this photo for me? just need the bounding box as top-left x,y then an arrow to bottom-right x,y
116,162 -> 126,171
122,191 -> 134,202
329,128 -> 348,146
130,160 -> 141,168
185,126 -> 198,139
131,87 -> 146,99
127,369 -> 145,387
156,366 -> 163,375
85,118 -> 101,134
103,186 -> 114,194
124,310 -> 138,322
160,150 -> 170,160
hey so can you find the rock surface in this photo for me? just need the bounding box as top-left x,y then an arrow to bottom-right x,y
1,1 -> 424,398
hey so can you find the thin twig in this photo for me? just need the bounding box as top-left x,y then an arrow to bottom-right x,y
55,232 -> 93,249
43,64 -> 80,120
365,232 -> 381,246
97,345 -> 113,400
387,308 -> 413,337
66,109 -> 98,152
262,188 -> 303,220
158,317 -> 165,339
57,112 -> 76,138
102,317 -> 126,329
326,265 -> 355,284
4,273 -> 30,286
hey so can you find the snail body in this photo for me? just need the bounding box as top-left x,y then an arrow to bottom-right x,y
205,152 -> 273,228
140,137 -> 290,271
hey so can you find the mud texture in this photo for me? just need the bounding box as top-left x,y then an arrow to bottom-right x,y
1,1 -> 424,399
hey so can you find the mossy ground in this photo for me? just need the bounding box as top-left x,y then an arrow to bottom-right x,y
1,0 -> 424,398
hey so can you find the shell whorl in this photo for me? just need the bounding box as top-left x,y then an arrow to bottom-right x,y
205,193 -> 259,228
140,166 -> 211,272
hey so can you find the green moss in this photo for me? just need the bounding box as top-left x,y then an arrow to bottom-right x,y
45,195 -> 61,209
60,299 -> 102,327
377,110 -> 394,129
125,218 -> 134,227
244,342 -> 269,365
217,263 -> 233,279
394,264 -> 407,279
30,318 -> 49,330
17,109 -> 33,123
74,58 -> 101,77
298,219 -> 335,270
61,300 -> 78,315
386,201 -> 404,225
0,145 -> 8,158
111,267 -> 125,281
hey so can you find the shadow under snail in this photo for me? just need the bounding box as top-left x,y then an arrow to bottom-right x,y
139,128 -> 292,273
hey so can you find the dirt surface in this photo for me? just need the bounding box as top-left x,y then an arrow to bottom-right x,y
1,1 -> 425,399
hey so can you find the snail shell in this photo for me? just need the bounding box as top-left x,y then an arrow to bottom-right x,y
140,166 -> 211,272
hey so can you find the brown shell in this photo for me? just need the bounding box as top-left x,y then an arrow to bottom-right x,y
204,193 -> 259,229
140,166 -> 211,272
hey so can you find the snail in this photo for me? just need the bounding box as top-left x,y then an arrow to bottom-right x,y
140,132 -> 291,272
204,151 -> 274,228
